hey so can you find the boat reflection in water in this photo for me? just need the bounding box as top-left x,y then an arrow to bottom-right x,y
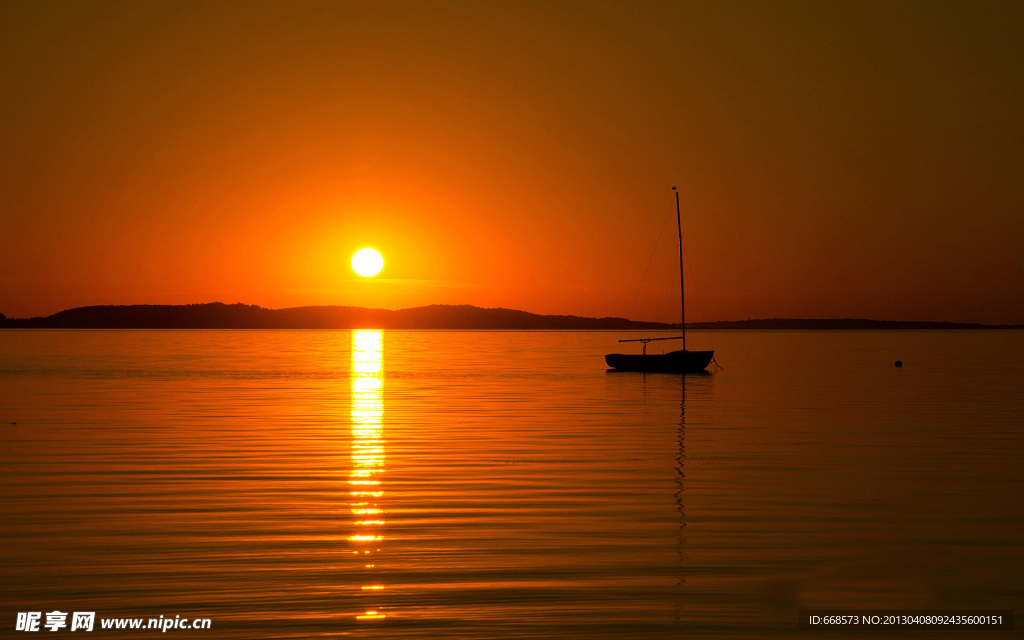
674,374 -> 688,623
349,330 -> 386,621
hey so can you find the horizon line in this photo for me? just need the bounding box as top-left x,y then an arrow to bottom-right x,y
1,301 -> 1021,329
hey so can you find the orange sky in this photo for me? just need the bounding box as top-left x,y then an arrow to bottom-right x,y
2,1 -> 1022,324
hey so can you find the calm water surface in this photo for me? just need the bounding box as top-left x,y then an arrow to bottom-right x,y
1,330 -> 1022,638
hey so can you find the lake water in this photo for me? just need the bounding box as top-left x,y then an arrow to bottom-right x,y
1,330 -> 1021,638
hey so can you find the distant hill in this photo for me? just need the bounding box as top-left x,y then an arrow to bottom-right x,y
0,303 -> 1019,330
0,303 -> 674,330
686,318 -> 1023,330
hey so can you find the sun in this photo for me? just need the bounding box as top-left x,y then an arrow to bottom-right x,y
351,248 -> 384,277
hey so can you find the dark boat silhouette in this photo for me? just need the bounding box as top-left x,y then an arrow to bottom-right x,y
605,340 -> 713,373
605,188 -> 714,373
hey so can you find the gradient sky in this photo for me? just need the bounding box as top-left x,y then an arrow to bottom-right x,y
2,1 -> 1022,323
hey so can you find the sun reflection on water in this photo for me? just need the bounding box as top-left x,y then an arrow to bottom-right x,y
350,330 -> 385,621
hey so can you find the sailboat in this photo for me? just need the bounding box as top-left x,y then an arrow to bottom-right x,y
605,187 -> 714,373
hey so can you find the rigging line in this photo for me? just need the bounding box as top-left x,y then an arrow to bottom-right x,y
680,235 -> 716,354
619,206 -> 674,342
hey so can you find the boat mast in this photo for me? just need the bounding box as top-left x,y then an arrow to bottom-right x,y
673,187 -> 685,351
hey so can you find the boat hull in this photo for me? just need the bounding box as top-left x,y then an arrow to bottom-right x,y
605,349 -> 713,373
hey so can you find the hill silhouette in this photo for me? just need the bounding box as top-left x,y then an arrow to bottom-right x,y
0,303 -> 1019,330
0,303 -> 675,330
685,318 -> 1023,330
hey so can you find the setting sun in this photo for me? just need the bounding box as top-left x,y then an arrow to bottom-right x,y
351,248 -> 384,278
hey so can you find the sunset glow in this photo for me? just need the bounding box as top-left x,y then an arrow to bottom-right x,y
4,5 -> 1023,639
1,4 -> 1021,324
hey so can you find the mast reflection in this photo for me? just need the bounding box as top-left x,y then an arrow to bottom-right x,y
673,372 -> 711,622
675,374 -> 687,623
350,330 -> 385,621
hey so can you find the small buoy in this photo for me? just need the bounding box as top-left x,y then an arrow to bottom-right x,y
895,360 -> 902,367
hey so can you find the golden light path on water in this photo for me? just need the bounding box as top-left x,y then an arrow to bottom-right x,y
349,330 -> 386,621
